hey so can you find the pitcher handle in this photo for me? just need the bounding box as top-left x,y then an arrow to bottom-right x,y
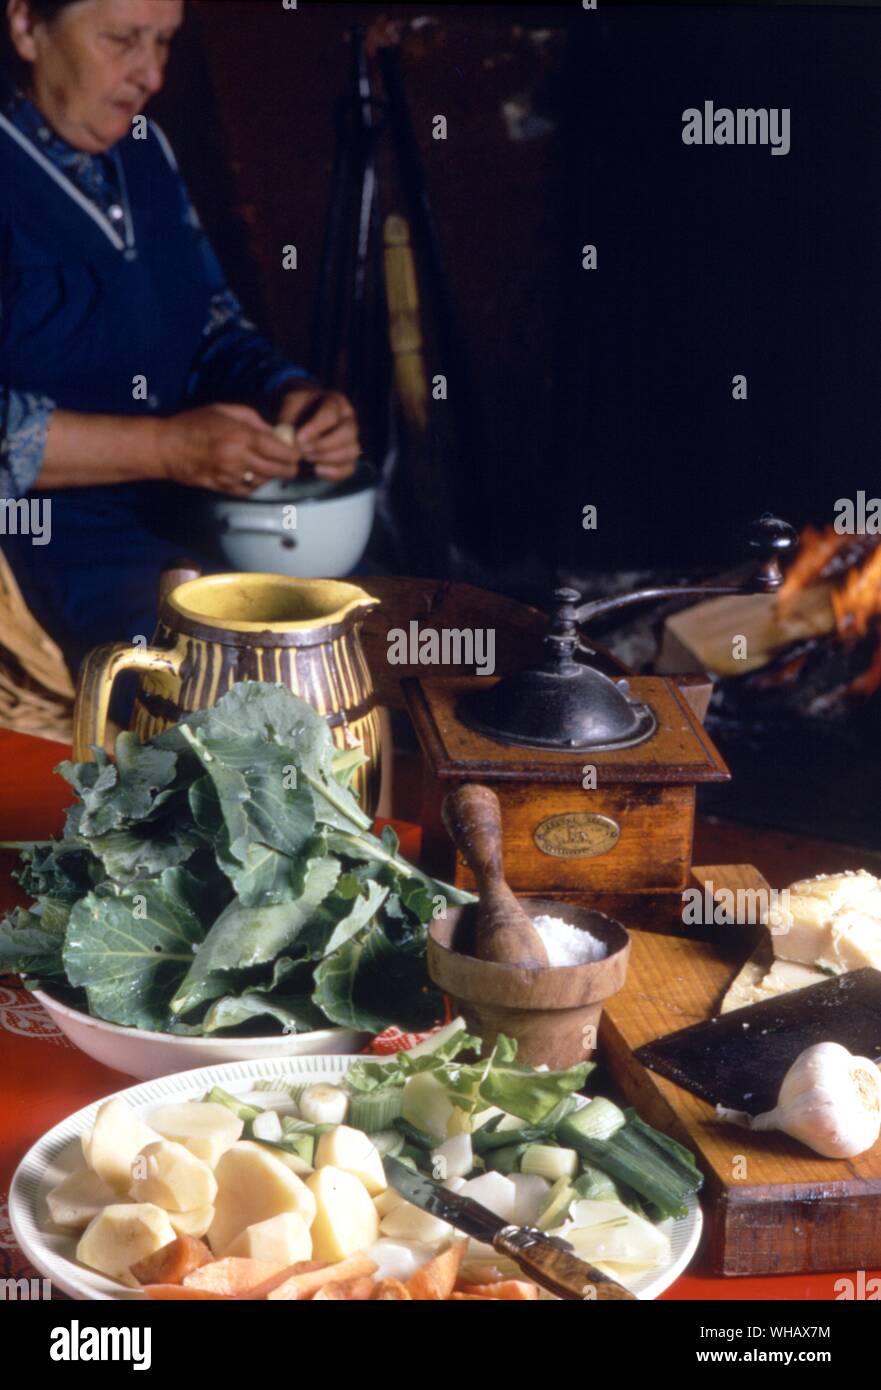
72,642 -> 183,761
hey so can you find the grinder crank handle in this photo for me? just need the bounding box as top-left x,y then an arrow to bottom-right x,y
441,783 -> 508,890
571,514 -> 798,628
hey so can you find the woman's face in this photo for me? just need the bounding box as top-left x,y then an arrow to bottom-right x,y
8,0 -> 184,152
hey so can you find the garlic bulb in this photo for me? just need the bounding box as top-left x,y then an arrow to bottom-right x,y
719,1042 -> 881,1158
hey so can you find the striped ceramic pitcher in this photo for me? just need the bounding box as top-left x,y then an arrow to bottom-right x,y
72,573 -> 382,815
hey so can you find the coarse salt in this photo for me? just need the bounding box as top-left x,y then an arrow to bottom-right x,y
531,914 -> 608,967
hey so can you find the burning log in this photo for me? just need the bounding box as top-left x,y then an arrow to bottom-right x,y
720,524 -> 881,716
663,523 -> 881,722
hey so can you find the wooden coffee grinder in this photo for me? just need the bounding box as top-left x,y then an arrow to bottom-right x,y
405,516 -> 796,930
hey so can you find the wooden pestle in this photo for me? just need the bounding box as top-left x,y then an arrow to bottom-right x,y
441,784 -> 550,968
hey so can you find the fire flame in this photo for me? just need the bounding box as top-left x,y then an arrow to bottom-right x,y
776,523 -> 881,698
830,544 -> 881,638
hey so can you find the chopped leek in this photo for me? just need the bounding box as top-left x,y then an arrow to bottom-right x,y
536,1176 -> 576,1230
521,1144 -> 578,1182
563,1200 -> 671,1268
400,1071 -> 455,1140
251,1110 -> 283,1143
557,1097 -> 626,1144
348,1086 -> 403,1134
371,1130 -> 405,1158
204,1086 -> 261,1124
472,1097 -> 578,1153
288,1133 -> 315,1167
556,1105 -> 702,1220
281,1116 -> 317,1135
573,1166 -> 618,1202
393,1118 -> 436,1151
472,1122 -> 550,1154
298,1083 -> 348,1126
484,1143 -> 528,1175
254,1078 -> 309,1105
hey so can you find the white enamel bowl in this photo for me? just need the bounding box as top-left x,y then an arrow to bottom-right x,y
206,460 -> 378,578
32,988 -> 366,1081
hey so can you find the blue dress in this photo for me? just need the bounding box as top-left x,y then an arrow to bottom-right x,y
0,99 -> 310,672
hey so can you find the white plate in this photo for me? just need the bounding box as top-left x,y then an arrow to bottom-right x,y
9,1055 -> 702,1302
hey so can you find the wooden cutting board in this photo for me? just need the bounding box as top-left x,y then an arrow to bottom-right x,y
600,864 -> 881,1276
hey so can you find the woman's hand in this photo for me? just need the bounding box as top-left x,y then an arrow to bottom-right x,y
277,386 -> 361,480
158,404 -> 300,496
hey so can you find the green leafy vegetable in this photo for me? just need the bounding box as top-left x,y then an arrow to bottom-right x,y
345,1024 -> 482,1092
0,683 -> 474,1037
58,734 -> 178,836
478,1037 -> 593,1124
0,901 -> 69,979
170,853 -> 341,1016
198,991 -> 326,1035
62,867 -> 206,1030
313,916 -> 443,1033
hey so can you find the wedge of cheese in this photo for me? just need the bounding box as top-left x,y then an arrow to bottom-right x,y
820,909 -> 881,974
721,949 -> 827,1013
765,870 -> 881,967
722,870 -> 881,1012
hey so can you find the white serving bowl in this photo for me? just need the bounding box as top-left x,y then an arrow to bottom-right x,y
9,1055 -> 703,1302
207,459 -> 378,577
33,989 -> 366,1081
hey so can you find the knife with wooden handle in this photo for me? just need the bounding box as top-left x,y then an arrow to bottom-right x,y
384,1156 -> 636,1301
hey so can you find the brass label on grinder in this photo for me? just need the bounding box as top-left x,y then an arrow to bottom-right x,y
533,812 -> 620,858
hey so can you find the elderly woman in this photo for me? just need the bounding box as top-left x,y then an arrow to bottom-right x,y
0,0 -> 360,672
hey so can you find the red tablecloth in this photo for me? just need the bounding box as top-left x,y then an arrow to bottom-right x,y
0,729 -> 870,1301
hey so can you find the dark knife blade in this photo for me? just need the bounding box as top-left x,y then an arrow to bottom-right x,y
384,1156 -> 636,1301
635,966 -> 881,1113
384,1156 -> 507,1243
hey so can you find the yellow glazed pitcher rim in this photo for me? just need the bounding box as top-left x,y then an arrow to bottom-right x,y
165,573 -> 377,633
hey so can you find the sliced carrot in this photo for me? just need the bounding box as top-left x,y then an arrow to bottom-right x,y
238,1260 -> 328,1301
457,1280 -> 540,1300
132,1235 -> 212,1287
449,1292 -> 498,1300
311,1276 -> 376,1301
183,1258 -> 287,1296
406,1239 -> 468,1301
372,1278 -> 412,1300
144,1284 -> 231,1300
266,1253 -> 379,1301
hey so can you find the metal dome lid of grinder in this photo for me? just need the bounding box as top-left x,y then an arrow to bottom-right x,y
456,514 -> 798,754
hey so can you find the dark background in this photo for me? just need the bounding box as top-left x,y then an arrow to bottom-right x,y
153,1 -> 881,589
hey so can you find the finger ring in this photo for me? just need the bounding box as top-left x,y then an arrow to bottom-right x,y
242,470 -> 255,485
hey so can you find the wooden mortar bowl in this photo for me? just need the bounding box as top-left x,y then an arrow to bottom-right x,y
427,897 -> 630,1069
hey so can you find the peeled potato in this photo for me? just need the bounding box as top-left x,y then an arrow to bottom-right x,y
307,1166 -> 379,1262
129,1140 -> 217,1213
315,1126 -> 386,1196
168,1205 -> 214,1239
374,1188 -> 406,1218
379,1200 -> 452,1246
208,1141 -> 316,1256
253,1142 -> 312,1177
86,1099 -> 162,1193
224,1211 -> 312,1264
148,1102 -> 244,1168
76,1203 -> 176,1288
47,1167 -> 120,1230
